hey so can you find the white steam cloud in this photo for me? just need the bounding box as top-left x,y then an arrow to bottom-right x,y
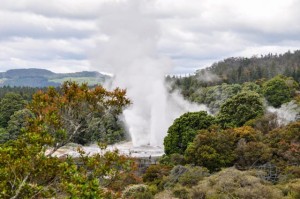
267,101 -> 300,126
91,0 -> 207,146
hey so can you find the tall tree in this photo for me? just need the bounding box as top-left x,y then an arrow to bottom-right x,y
0,92 -> 26,128
164,111 -> 215,155
27,81 -> 130,152
217,91 -> 264,127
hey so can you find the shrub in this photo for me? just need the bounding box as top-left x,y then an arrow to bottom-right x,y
178,166 -> 209,187
122,184 -> 153,199
172,186 -> 189,199
142,165 -> 172,185
185,127 -> 236,172
193,168 -> 283,199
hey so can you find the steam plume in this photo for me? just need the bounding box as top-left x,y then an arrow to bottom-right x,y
91,0 -> 207,146
267,101 -> 300,125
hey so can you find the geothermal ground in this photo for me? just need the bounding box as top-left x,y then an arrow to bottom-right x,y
50,141 -> 164,158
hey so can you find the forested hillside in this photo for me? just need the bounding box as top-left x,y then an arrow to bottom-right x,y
0,68 -> 109,87
171,50 -> 300,99
201,50 -> 300,83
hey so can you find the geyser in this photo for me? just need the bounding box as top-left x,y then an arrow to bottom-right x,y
91,0 -> 207,146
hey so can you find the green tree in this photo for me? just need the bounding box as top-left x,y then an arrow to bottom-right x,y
262,75 -> 298,107
28,81 -> 130,150
0,92 -> 26,128
184,127 -> 236,172
6,109 -> 34,141
0,127 -> 8,143
83,111 -> 126,145
164,111 -> 215,155
217,91 -> 264,127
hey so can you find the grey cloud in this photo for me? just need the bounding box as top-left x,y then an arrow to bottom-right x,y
1,0 -> 300,74
0,0 -> 107,19
0,11 -> 97,40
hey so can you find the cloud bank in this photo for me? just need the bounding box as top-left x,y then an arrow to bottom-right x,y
0,0 -> 300,73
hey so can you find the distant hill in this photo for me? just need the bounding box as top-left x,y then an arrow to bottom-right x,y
196,50 -> 300,84
0,68 -> 109,87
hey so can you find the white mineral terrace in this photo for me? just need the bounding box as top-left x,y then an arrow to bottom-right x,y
48,141 -> 164,158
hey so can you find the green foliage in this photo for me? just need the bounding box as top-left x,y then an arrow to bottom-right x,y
122,184 -> 154,199
6,109 -> 34,141
190,83 -> 242,114
185,127 -> 236,172
0,133 -> 136,198
263,75 -> 298,107
242,81 -> 262,93
192,168 -> 283,199
245,113 -> 279,134
0,86 -> 42,101
0,128 -> 8,143
0,81 -> 135,198
159,153 -> 185,166
217,91 -> 264,127
83,112 -> 126,145
28,81 -> 130,148
266,121 -> 300,166
172,186 -> 189,199
177,166 -> 209,187
0,92 -> 26,128
235,140 -> 272,169
164,111 -> 215,155
185,50 -> 300,85
142,165 -> 172,185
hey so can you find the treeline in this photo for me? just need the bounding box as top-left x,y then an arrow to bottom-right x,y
171,50 -> 300,98
204,50 -> 300,83
0,86 -> 44,100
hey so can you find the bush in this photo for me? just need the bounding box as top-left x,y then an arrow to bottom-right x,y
193,168 -> 283,199
277,179 -> 300,199
178,166 -> 209,187
185,127 -> 236,172
122,184 -> 153,199
159,153 -> 185,166
266,121 -> 300,166
172,186 -> 189,199
142,165 -> 172,185
164,111 -> 215,155
161,165 -> 209,189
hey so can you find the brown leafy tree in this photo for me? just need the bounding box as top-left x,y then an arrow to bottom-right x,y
0,82 -> 136,199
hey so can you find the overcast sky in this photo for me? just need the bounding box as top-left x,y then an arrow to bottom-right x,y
0,0 -> 300,74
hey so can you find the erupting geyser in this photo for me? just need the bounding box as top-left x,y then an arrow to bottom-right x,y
91,0 -> 207,147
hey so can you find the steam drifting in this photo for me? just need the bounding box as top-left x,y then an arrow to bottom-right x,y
91,0 -> 207,146
267,101 -> 300,126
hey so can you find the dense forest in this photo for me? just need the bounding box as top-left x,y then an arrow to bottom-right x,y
171,50 -> 300,98
1,51 -> 300,198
